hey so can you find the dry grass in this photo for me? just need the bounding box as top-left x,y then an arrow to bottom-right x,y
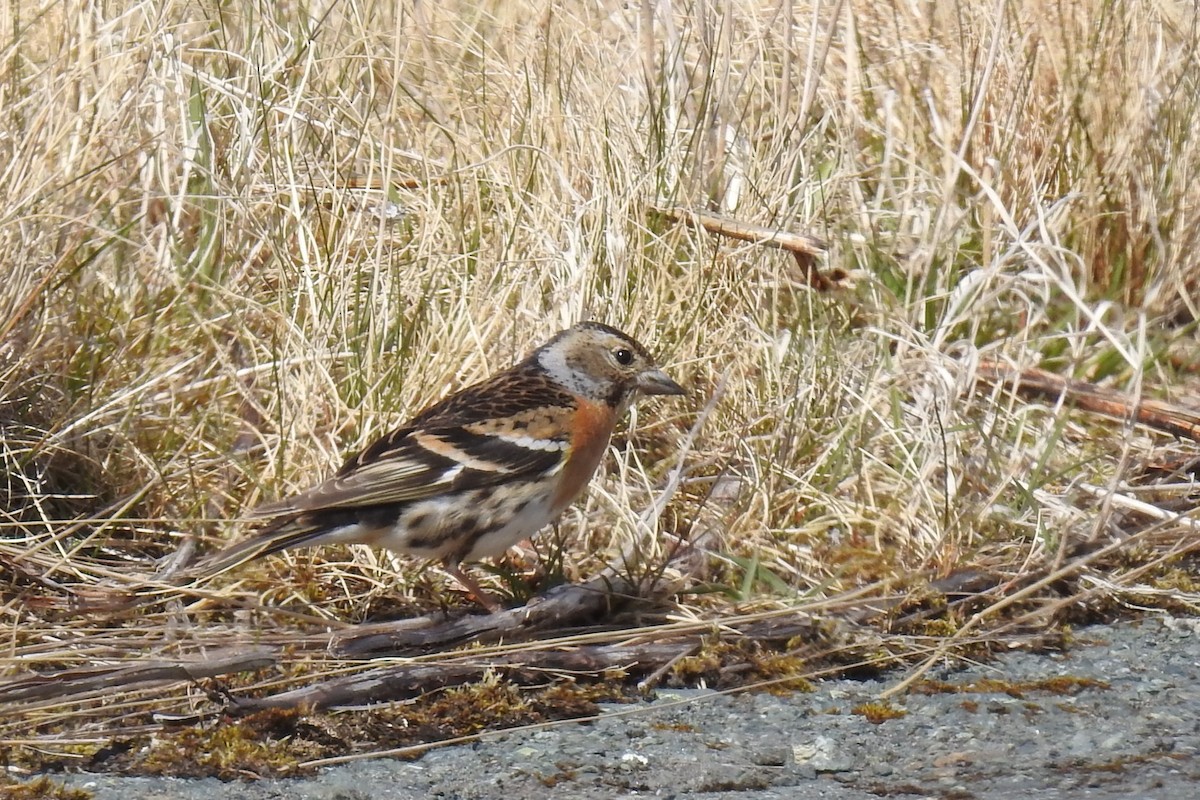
3,0 -> 1200,772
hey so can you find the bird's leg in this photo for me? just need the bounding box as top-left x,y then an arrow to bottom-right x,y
492,540 -> 537,576
443,562 -> 502,613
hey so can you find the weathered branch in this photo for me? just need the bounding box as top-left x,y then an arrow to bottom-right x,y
330,570 -> 646,656
228,642 -> 697,714
975,359 -> 1200,442
649,205 -> 826,257
647,204 -> 838,290
0,648 -> 275,705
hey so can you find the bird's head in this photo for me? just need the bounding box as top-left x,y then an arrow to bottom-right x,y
534,321 -> 686,409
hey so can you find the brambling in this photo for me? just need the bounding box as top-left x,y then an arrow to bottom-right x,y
199,321 -> 686,611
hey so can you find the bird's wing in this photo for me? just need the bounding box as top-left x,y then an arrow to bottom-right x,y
250,368 -> 577,517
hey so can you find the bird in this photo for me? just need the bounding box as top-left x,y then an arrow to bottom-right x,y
196,321 -> 686,611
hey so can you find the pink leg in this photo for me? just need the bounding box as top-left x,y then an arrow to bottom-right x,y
443,562 -> 501,612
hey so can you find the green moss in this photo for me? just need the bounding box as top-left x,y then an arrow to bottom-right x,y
0,776 -> 93,800
1150,568 -> 1200,593
850,702 -> 907,723
415,682 -> 534,736
916,619 -> 961,637
913,675 -> 1109,698
669,639 -> 816,691
136,711 -> 318,779
671,648 -> 724,684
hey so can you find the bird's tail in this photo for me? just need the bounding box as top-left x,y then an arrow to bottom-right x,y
185,519 -> 337,581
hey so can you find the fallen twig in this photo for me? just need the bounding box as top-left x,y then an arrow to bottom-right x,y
330,568 -> 655,656
0,648 -> 275,705
228,642 -> 696,714
647,204 -> 837,290
975,359 -> 1200,442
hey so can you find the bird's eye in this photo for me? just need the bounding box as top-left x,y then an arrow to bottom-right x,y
614,348 -> 634,366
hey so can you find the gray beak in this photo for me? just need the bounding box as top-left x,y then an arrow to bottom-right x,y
636,368 -> 686,397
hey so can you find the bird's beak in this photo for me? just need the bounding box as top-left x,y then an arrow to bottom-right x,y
636,368 -> 686,397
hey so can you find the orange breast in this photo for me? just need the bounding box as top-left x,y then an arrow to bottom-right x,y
551,399 -> 617,512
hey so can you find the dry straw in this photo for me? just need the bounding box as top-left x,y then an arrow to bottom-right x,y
1,0 -> 1199,771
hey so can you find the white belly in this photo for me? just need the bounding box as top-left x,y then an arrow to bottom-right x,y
460,490 -> 558,561
360,481 -> 564,563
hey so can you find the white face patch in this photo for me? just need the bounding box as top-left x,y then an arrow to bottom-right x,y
537,341 -> 607,398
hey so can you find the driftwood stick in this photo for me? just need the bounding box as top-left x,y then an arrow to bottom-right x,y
330,569 -> 645,656
649,205 -> 827,257
228,642 -> 696,714
239,616 -> 839,714
0,648 -> 276,705
976,359 -> 1200,442
647,204 -> 835,290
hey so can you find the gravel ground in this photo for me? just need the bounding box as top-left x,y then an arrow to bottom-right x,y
53,615 -> 1200,799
